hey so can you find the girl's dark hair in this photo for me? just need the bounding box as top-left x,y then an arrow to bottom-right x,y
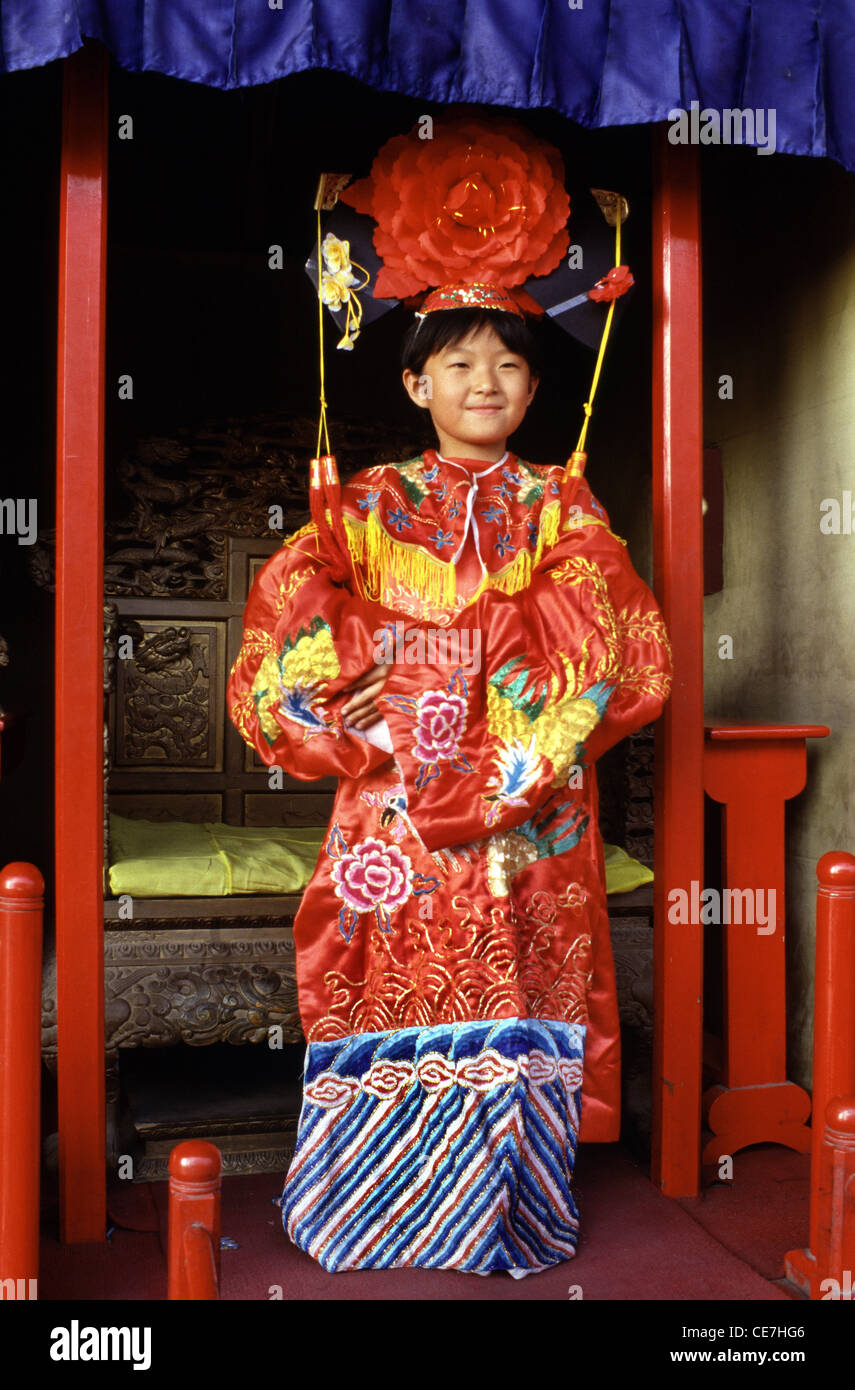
400,307 -> 542,379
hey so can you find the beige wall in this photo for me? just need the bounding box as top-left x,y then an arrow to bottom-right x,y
702,147 -> 855,1086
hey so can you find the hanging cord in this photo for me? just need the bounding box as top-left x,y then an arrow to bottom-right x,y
559,204 -> 623,527
309,202 -> 366,594
575,206 -> 622,457
315,204 -> 331,460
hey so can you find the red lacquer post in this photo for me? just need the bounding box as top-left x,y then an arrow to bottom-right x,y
651,131 -> 705,1197
785,853 -> 855,1298
168,1142 -> 222,1300
55,40 -> 109,1242
0,864 -> 45,1293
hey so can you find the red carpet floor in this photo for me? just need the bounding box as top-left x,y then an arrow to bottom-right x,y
39,1142 -> 806,1301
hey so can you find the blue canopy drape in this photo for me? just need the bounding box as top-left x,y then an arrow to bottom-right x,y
3,1 -> 855,173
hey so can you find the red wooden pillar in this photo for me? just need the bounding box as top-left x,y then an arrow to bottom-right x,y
650,132 -> 705,1197
56,41 -> 109,1242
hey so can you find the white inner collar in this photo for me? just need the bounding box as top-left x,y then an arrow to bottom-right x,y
435,449 -> 510,571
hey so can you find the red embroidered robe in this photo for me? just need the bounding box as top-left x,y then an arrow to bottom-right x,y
228,447 -> 671,1274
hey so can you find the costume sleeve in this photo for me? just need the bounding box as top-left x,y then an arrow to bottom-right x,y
378,493 -> 672,852
227,522 -> 394,780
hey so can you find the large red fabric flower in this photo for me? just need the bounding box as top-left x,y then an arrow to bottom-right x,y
340,116 -> 570,300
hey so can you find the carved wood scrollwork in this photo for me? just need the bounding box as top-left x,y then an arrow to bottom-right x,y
28,413 -> 423,600
104,963 -> 301,1049
624,723 -> 656,866
41,930 -> 303,1061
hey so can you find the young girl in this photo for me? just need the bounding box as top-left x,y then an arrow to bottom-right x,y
227,119 -> 672,1277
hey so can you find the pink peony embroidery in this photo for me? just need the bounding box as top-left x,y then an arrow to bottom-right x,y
413,690 -> 467,763
331,836 -> 413,916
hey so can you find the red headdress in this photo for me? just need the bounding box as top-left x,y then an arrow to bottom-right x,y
339,115 -> 571,317
306,114 -> 633,583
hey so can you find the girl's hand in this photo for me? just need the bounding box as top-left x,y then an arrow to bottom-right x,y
340,662 -> 391,730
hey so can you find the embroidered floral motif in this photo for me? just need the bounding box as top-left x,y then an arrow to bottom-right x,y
413,690 -> 467,762
386,506 -> 412,532
326,824 -> 439,940
384,669 -> 475,789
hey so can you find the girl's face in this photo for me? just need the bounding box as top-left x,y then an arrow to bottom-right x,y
402,322 -> 538,461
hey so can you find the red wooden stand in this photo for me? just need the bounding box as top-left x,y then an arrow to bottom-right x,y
786,853 -> 855,1298
702,720 -> 829,1164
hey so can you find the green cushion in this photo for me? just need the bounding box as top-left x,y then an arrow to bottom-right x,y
602,841 -> 654,894
108,814 -> 326,897
108,815 -> 653,899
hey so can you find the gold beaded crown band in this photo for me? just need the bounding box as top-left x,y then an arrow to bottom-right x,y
418,283 -> 525,317
304,113 -> 634,586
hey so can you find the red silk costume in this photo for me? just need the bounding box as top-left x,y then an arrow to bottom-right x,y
228,446 -> 672,1274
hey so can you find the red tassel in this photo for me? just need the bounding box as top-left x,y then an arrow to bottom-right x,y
309,455 -> 361,590
559,450 -> 588,530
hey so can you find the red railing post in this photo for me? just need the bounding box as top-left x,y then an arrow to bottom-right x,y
0,863 -> 45,1297
785,852 -> 855,1298
168,1141 -> 222,1300
819,1097 -> 855,1297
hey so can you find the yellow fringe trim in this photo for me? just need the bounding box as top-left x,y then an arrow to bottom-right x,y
344,512 -> 457,607
340,500 -> 566,608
